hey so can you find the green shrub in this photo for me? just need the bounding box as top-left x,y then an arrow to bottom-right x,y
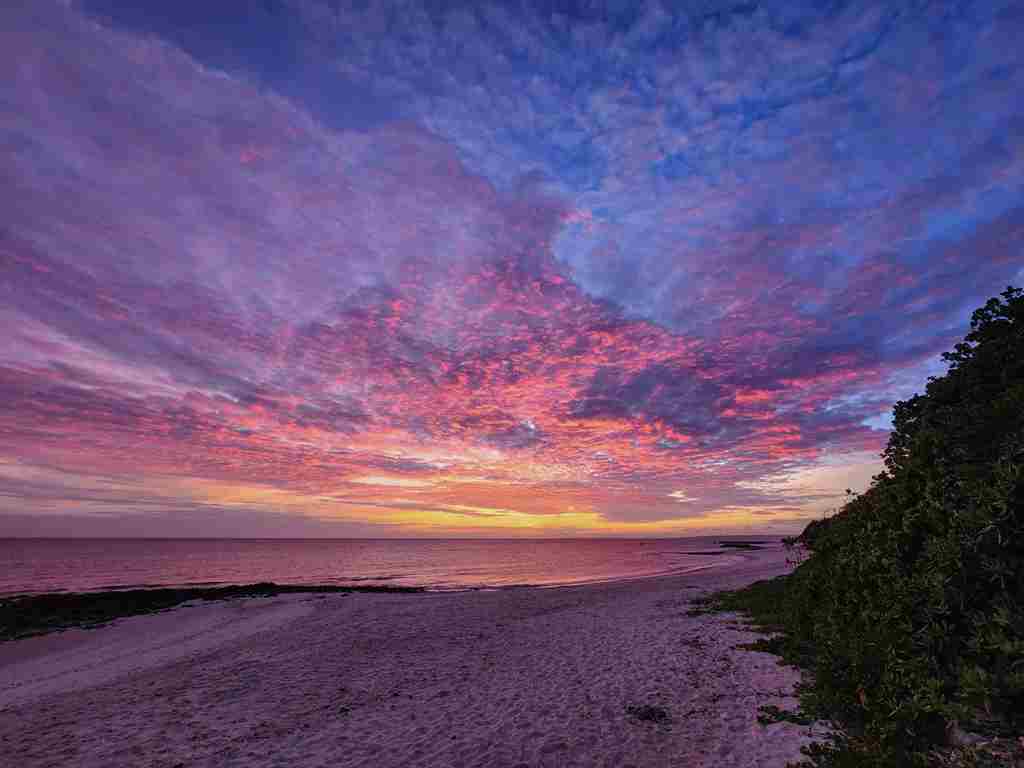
704,287 -> 1024,766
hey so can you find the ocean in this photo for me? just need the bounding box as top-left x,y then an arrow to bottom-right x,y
0,537 -> 773,595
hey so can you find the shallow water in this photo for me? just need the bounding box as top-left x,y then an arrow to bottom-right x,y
0,536 -> 775,594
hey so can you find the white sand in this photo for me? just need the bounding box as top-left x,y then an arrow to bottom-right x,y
0,543 -> 823,767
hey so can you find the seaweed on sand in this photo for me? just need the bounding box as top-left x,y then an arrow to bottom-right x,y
1,581 -> 423,641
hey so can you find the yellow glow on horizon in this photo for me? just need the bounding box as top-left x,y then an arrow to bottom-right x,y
5,457 -> 827,537
162,472 -> 820,534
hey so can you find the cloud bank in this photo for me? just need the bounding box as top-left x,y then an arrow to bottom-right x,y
0,0 -> 1021,535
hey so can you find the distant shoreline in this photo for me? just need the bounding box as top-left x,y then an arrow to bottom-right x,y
0,535 -> 788,540
0,536 -> 781,602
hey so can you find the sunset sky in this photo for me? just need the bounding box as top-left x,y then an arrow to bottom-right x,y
1,0 -> 1022,537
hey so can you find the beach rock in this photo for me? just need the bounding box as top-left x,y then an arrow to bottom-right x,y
626,704 -> 671,724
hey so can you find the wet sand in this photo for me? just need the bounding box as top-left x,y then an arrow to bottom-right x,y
0,542 -> 821,767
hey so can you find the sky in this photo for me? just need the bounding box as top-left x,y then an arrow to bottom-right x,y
1,0 -> 1022,537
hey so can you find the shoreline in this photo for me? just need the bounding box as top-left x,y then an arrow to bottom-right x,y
1,542 -> 819,767
0,582 -> 424,643
0,547 -> 760,641
0,536 -> 779,599
2,558 -> 731,598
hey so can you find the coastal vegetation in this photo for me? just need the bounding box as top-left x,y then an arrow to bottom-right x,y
695,287 -> 1024,766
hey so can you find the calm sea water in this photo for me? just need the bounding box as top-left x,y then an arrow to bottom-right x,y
0,537 -> 773,595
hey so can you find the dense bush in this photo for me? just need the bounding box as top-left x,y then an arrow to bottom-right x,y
700,287 -> 1024,766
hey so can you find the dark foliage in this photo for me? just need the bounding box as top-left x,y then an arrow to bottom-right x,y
697,287 -> 1024,766
1,581 -> 423,641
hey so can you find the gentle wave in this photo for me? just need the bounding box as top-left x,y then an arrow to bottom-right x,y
0,537 -> 777,595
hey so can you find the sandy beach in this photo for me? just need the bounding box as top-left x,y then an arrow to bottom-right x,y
0,543 -> 821,767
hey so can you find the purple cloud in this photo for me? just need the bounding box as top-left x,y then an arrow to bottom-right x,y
0,1 -> 1020,535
